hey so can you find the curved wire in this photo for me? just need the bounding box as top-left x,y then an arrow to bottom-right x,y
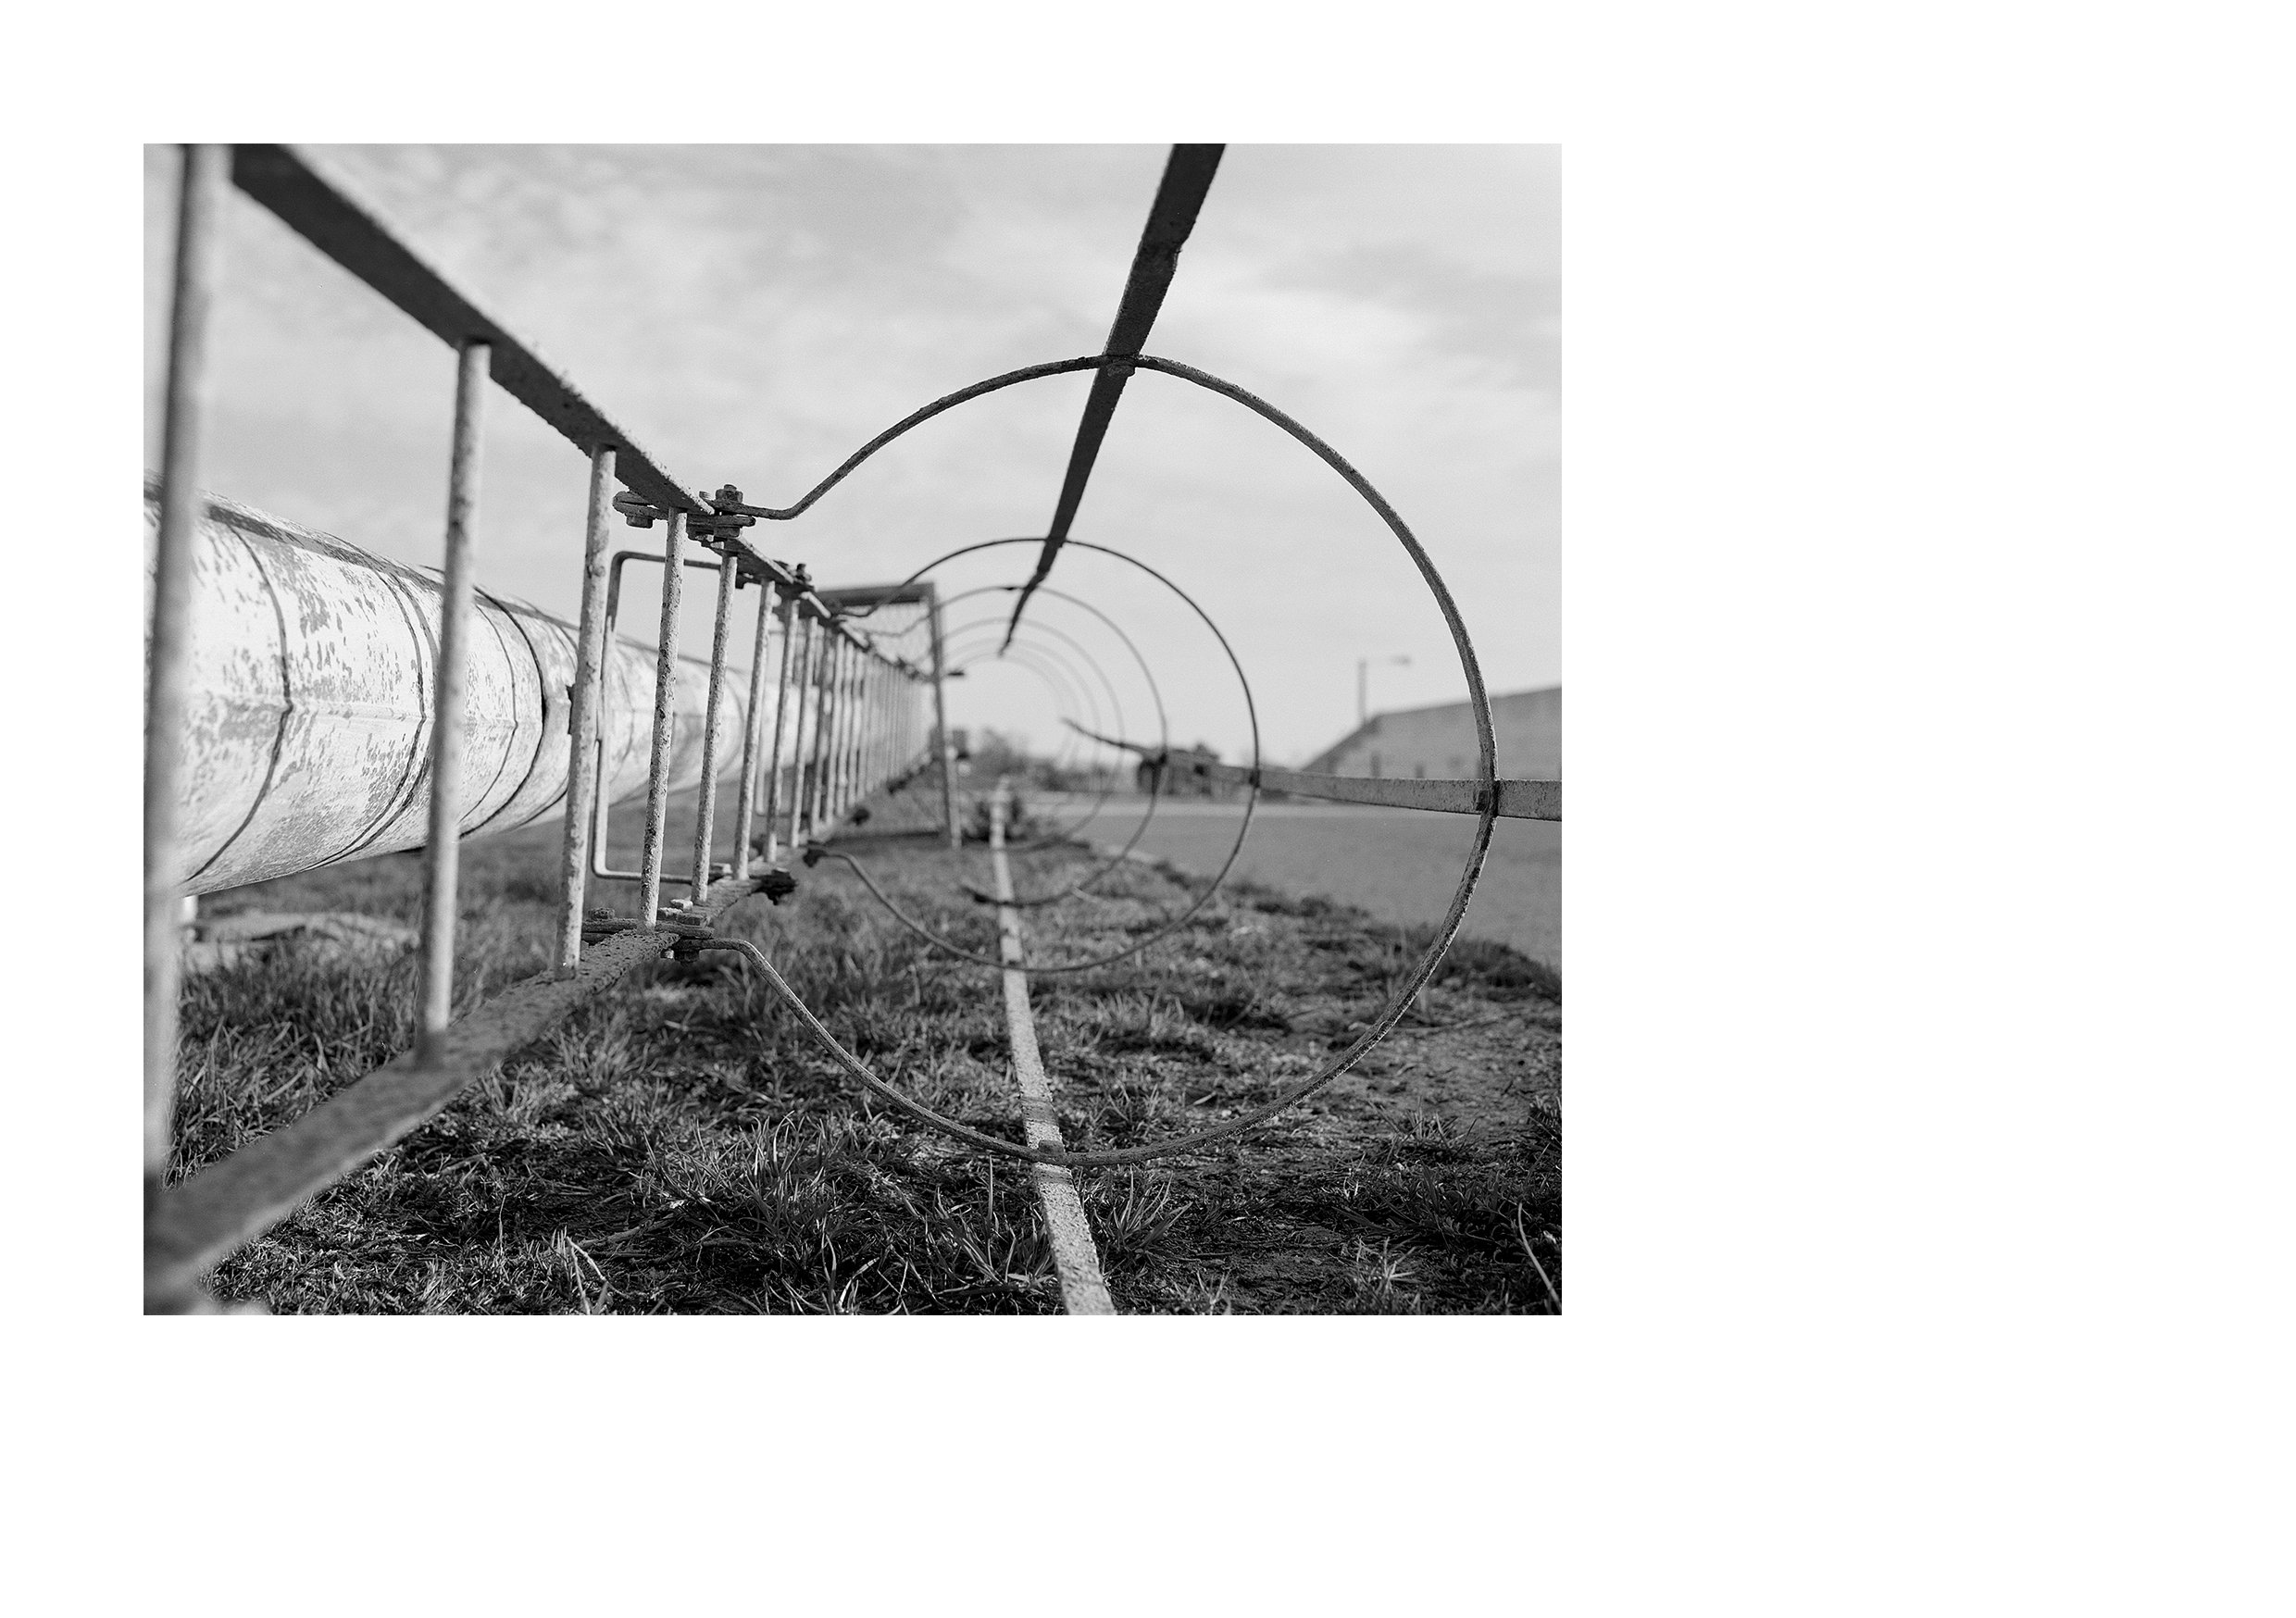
728,351 -> 1498,1167
808,538 -> 1261,976
730,355 -> 1107,524
935,631 -> 1110,843
926,585 -> 1173,905
923,591 -> 1131,848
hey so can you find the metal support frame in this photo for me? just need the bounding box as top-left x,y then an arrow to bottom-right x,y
930,587 -> 958,847
637,511 -> 686,926
687,547 -> 741,904
588,547 -> 730,888
145,140 -> 1557,1315
783,611 -> 817,854
730,573 -> 777,881
806,634 -> 839,833
417,337 -> 490,1064
145,143 -> 991,1309
754,591 -> 798,865
146,143 -> 226,1264
555,444 -> 618,975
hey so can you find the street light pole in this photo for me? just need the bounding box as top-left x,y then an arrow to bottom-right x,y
1357,654 -> 1411,728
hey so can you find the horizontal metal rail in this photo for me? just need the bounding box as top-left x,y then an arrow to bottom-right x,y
146,876 -> 771,1302
230,145 -> 710,520
1195,760 -> 1560,821
1064,722 -> 1562,821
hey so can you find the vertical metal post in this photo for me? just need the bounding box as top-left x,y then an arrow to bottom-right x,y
819,639 -> 842,825
418,337 -> 492,1063
859,651 -> 876,802
146,143 -> 227,1242
876,661 -> 889,789
756,591 -> 797,866
869,659 -> 887,796
928,585 -> 959,848
838,642 -> 859,815
688,548 -> 740,903
806,631 -> 839,832
865,659 -> 880,798
833,643 -> 854,817
638,510 -> 687,926
554,444 -> 618,975
730,576 -> 774,881
786,611 -> 817,851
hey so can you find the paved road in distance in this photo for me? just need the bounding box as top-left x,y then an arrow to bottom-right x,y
1047,794 -> 1560,970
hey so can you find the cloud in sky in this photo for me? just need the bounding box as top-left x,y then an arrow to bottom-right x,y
144,143 -> 1557,765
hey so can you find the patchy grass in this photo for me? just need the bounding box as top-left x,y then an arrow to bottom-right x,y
173,782 -> 1560,1313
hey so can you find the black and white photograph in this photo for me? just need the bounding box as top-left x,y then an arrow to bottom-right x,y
139,143 -> 1563,1317
17,11 -> 2287,1611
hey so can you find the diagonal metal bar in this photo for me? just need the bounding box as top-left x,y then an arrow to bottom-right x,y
145,876 -> 770,1301
999,143 -> 1224,653
227,144 -> 707,519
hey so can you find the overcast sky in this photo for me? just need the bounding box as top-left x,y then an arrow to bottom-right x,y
144,144 -> 1557,766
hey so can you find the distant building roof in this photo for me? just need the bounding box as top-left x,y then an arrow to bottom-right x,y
1300,685 -> 1560,778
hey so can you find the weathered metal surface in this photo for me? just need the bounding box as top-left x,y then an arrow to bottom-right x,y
143,480 -> 742,897
688,550 -> 741,902
990,789 -> 1116,1314
755,593 -> 797,865
418,338 -> 489,1058
148,144 -> 229,1214
554,445 -> 619,974
145,874 -> 769,1306
729,582 -> 777,880
639,511 -> 688,925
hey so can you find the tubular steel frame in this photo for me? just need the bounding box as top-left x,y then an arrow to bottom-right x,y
143,146 -> 939,1311
144,142 -> 1563,1315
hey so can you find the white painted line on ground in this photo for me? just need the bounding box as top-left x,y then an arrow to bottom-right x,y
991,785 -> 1116,1315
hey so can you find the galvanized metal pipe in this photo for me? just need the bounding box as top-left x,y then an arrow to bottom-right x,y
554,444 -> 618,975
147,143 -> 227,1242
639,510 -> 687,925
145,483 -> 735,897
417,338 -> 490,1062
688,548 -> 740,902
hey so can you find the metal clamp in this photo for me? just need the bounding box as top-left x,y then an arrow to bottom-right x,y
580,904 -> 717,960
611,491 -> 668,528
688,484 -> 762,548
